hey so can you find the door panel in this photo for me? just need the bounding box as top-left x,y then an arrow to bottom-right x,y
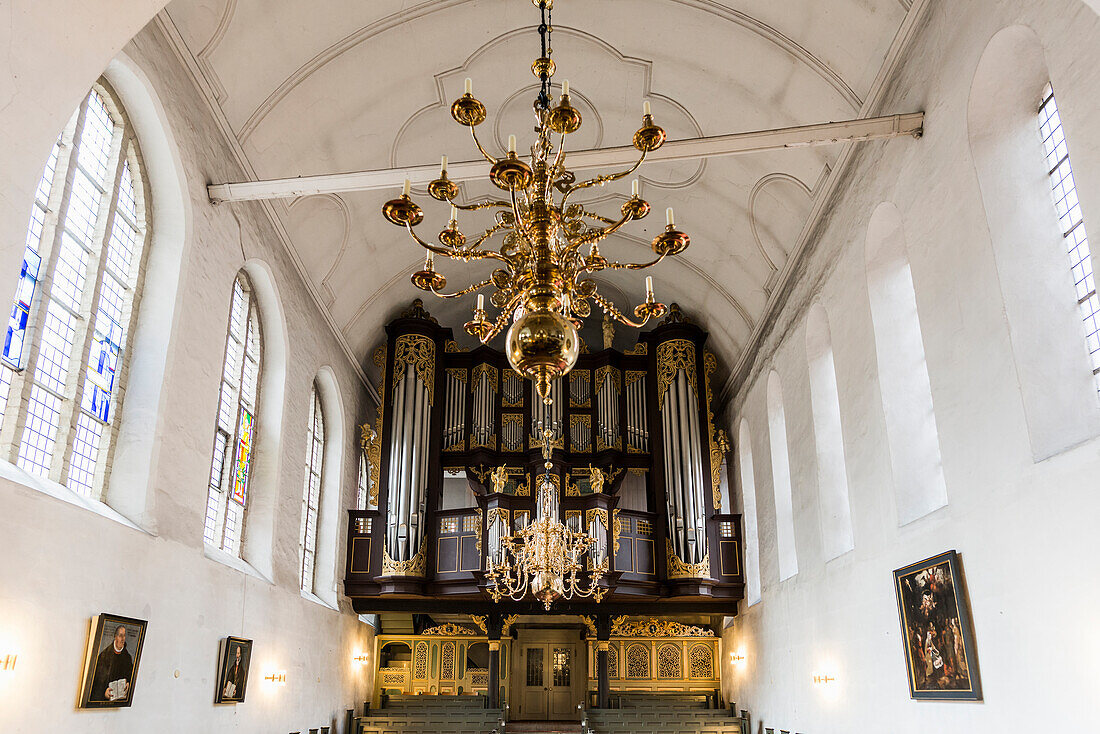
548,645 -> 575,719
512,633 -> 582,721
521,645 -> 548,719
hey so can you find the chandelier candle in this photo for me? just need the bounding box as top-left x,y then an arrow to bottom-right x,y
382,0 -> 690,404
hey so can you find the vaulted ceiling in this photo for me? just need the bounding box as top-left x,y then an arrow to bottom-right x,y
162,0 -> 916,390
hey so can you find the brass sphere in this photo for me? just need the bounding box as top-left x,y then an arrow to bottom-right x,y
546,98 -> 582,135
451,93 -> 487,126
532,56 -> 556,79
506,309 -> 580,404
381,195 -> 424,227
490,154 -> 534,191
633,115 -> 667,152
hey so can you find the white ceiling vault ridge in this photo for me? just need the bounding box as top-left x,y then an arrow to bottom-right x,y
161,0 -> 929,406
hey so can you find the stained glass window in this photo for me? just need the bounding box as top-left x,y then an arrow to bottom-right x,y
1038,84 -> 1100,390
299,385 -> 325,591
203,275 -> 262,555
0,83 -> 149,499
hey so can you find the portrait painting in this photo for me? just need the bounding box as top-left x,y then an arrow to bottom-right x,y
215,636 -> 253,703
78,613 -> 148,708
893,550 -> 982,700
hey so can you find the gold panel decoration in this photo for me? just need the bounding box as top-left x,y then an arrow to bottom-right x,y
625,643 -> 650,679
361,420 -> 382,507
665,544 -> 711,580
501,615 -> 521,636
655,338 -> 696,409
382,541 -> 427,577
613,509 -> 622,555
581,616 -> 598,638
703,351 -> 727,510
422,623 -> 479,637
626,343 -> 648,355
471,616 -> 488,634
625,370 -> 646,387
470,362 -> 499,391
444,340 -> 467,352
594,365 -> 621,395
373,344 -> 388,370
392,334 -> 436,405
475,507 -> 483,554
610,617 -> 714,638
414,641 -> 429,680
447,367 -> 468,383
470,669 -> 489,687
608,643 -> 619,678
689,643 -> 714,679
657,643 -> 682,679
440,641 -> 456,680
569,368 -> 591,408
381,669 -> 407,686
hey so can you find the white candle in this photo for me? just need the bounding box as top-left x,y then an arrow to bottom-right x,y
666,207 -> 675,227
562,80 -> 570,96
465,78 -> 473,95
644,101 -> 652,117
426,251 -> 434,269
450,204 -> 458,222
440,155 -> 448,175
402,178 -> 411,197
477,294 -> 485,312
508,135 -> 517,154
646,276 -> 654,296
631,180 -> 639,197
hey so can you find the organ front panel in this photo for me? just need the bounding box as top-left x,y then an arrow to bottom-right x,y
345,300 -> 743,609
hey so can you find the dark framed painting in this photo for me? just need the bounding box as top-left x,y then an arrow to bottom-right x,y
215,636 -> 253,703
78,613 -> 148,708
893,550 -> 982,700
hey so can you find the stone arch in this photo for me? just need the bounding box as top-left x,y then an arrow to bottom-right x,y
766,371 -> 798,580
311,365 -> 346,606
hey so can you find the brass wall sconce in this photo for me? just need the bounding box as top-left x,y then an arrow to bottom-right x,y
264,671 -> 287,685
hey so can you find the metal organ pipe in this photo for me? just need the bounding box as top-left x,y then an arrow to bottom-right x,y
676,372 -> 698,562
386,363 -> 406,555
661,391 -> 682,560
685,377 -> 707,562
398,364 -> 417,560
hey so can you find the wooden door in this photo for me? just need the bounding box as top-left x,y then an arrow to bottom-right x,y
516,640 -> 580,720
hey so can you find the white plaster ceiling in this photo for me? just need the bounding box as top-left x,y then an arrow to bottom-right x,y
163,0 -> 912,382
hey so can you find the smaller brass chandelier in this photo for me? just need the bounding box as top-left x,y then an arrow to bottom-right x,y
382,0 -> 689,404
485,428 -> 607,610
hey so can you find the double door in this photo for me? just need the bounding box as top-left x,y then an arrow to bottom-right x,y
516,640 -> 580,720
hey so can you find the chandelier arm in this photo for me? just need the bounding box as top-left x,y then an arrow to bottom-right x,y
454,200 -> 512,212
601,251 -> 669,271
560,148 -> 648,210
463,222 -> 508,253
591,290 -> 652,329
406,224 -> 511,265
428,277 -> 493,299
469,125 -> 500,165
565,209 -> 634,254
478,295 -> 521,343
580,209 -> 618,225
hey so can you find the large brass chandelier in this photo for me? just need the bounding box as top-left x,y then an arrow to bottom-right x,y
382,0 -> 690,404
485,429 -> 606,609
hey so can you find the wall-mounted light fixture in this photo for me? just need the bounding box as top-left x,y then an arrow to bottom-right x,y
352,653 -> 370,665
812,673 -> 836,685
0,654 -> 16,672
729,652 -> 745,665
264,671 -> 287,685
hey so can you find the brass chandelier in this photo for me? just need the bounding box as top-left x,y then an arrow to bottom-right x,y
382,0 -> 690,404
485,428 -> 606,609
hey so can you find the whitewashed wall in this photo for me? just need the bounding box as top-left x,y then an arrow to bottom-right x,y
722,1 -> 1100,732
0,21 -> 375,734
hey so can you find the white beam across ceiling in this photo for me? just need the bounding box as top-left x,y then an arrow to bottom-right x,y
207,113 -> 922,203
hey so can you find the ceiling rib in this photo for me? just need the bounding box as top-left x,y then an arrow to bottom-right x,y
207,113 -> 923,203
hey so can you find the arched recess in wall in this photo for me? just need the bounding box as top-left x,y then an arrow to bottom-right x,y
312,365 -> 346,607
99,54 -> 192,529
765,372 -> 797,581
968,24 -> 1100,460
736,419 -> 761,606
239,259 -> 289,581
804,304 -> 854,561
865,202 -> 948,526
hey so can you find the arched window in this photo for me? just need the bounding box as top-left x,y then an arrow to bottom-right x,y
203,274 -> 262,555
737,419 -> 761,606
865,202 -> 948,525
766,372 -> 798,581
805,304 -> 855,560
0,83 -> 149,499
299,384 -> 325,591
1038,84 -> 1100,389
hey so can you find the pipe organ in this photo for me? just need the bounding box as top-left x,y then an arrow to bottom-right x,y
346,300 -> 743,609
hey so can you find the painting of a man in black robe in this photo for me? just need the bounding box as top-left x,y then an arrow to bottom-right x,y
894,551 -> 982,700
215,636 -> 253,703
78,614 -> 147,708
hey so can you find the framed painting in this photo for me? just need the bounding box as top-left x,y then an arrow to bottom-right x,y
215,636 -> 253,703
893,550 -> 982,700
78,613 -> 148,708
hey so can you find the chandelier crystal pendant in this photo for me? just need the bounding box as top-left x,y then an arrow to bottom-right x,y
382,0 -> 690,404
485,427 -> 607,610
